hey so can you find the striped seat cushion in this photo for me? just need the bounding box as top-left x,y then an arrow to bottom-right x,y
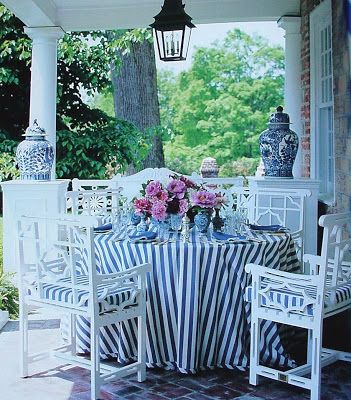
35,275 -> 136,313
246,281 -> 351,316
245,284 -> 314,316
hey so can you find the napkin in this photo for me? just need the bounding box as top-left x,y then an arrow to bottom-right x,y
249,224 -> 285,232
128,231 -> 157,241
94,223 -> 112,232
212,231 -> 246,241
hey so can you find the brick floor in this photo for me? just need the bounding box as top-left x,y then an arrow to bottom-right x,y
1,317 -> 351,400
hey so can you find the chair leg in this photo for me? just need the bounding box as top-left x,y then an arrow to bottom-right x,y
70,313 -> 77,356
310,330 -> 322,400
19,299 -> 29,378
90,320 -> 101,400
249,315 -> 260,386
137,313 -> 146,383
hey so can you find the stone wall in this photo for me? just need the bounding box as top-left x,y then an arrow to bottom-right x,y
301,0 -> 351,212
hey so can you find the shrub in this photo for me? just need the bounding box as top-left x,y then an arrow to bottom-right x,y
0,152 -> 19,181
0,273 -> 19,319
220,157 -> 260,178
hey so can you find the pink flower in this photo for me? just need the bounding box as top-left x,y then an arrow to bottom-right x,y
167,179 -> 186,199
151,201 -> 167,221
180,176 -> 197,189
191,190 -> 216,208
214,192 -> 227,209
178,199 -> 189,215
134,198 -> 151,215
145,181 -> 162,197
155,189 -> 169,202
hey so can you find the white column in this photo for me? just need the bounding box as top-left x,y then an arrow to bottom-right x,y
24,27 -> 65,177
278,16 -> 302,178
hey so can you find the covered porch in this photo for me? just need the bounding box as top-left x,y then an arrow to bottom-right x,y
0,1 -> 351,400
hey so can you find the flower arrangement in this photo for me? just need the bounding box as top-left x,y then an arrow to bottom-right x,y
133,175 -> 198,222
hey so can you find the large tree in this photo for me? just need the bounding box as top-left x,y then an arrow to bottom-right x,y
110,30 -> 165,170
159,29 -> 285,176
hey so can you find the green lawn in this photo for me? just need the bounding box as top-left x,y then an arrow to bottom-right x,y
0,217 -> 3,275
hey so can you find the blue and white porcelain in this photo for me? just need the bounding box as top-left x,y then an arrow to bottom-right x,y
194,209 -> 212,234
131,212 -> 141,226
16,120 -> 54,180
136,214 -> 149,233
259,106 -> 299,178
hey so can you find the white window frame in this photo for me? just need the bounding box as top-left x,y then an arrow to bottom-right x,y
310,0 -> 335,204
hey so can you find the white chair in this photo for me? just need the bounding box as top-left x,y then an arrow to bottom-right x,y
71,178 -> 118,191
245,212 -> 351,400
233,187 -> 310,264
17,214 -> 150,400
66,189 -> 121,221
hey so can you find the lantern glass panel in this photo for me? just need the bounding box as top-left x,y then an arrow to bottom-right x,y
154,25 -> 192,61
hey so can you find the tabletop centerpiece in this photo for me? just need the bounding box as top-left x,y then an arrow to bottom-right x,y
133,175 -> 198,233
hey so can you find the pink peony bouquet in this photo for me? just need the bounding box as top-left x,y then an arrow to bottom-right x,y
133,175 -> 199,222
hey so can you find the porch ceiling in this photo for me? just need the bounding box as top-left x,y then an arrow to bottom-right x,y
1,0 -> 300,31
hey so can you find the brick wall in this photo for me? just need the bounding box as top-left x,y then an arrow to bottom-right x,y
301,0 -> 351,212
300,0 -> 322,178
332,0 -> 351,212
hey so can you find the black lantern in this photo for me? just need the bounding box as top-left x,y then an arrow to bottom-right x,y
150,0 -> 196,62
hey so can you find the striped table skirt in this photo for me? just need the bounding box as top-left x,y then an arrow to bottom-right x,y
72,227 -> 300,373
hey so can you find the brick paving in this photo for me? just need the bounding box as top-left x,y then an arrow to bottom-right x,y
1,317 -> 351,400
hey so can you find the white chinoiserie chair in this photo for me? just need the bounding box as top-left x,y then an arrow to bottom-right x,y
66,189 -> 121,222
17,214 -> 150,400
245,212 -> 351,400
233,187 -> 310,264
72,177 -> 119,192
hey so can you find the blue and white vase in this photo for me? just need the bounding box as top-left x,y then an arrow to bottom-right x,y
259,106 -> 299,178
131,212 -> 141,226
136,214 -> 149,233
194,209 -> 212,234
15,120 -> 54,181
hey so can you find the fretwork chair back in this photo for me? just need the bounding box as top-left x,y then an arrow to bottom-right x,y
245,211 -> 351,400
17,214 -> 150,400
232,187 -> 310,264
66,189 -> 121,224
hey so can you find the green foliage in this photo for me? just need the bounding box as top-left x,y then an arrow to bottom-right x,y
159,29 -> 284,176
0,272 -> 19,319
220,157 -> 260,178
0,152 -> 19,181
0,7 -> 152,178
56,118 -> 149,179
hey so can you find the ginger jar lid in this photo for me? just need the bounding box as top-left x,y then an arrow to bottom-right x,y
268,106 -> 291,125
23,119 -> 47,137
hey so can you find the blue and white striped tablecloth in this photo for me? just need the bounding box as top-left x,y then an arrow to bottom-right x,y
75,227 -> 299,373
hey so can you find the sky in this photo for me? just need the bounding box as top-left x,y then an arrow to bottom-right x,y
156,21 -> 285,74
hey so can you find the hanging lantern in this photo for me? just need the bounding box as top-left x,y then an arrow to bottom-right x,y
150,0 -> 196,62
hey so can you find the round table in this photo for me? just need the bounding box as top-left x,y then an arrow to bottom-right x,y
75,227 -> 300,373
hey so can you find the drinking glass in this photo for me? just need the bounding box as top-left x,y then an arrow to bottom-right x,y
112,212 -> 120,234
170,214 -> 182,232
158,221 -> 170,242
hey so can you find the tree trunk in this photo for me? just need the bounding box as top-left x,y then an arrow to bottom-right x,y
111,34 -> 165,171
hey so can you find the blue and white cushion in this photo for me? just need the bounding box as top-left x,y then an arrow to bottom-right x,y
32,275 -> 136,313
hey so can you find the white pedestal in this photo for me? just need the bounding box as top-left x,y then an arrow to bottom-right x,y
0,180 -> 70,274
248,177 -> 320,255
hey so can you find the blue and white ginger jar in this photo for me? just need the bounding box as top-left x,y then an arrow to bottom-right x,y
16,120 -> 54,181
194,209 -> 212,233
259,106 -> 299,178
